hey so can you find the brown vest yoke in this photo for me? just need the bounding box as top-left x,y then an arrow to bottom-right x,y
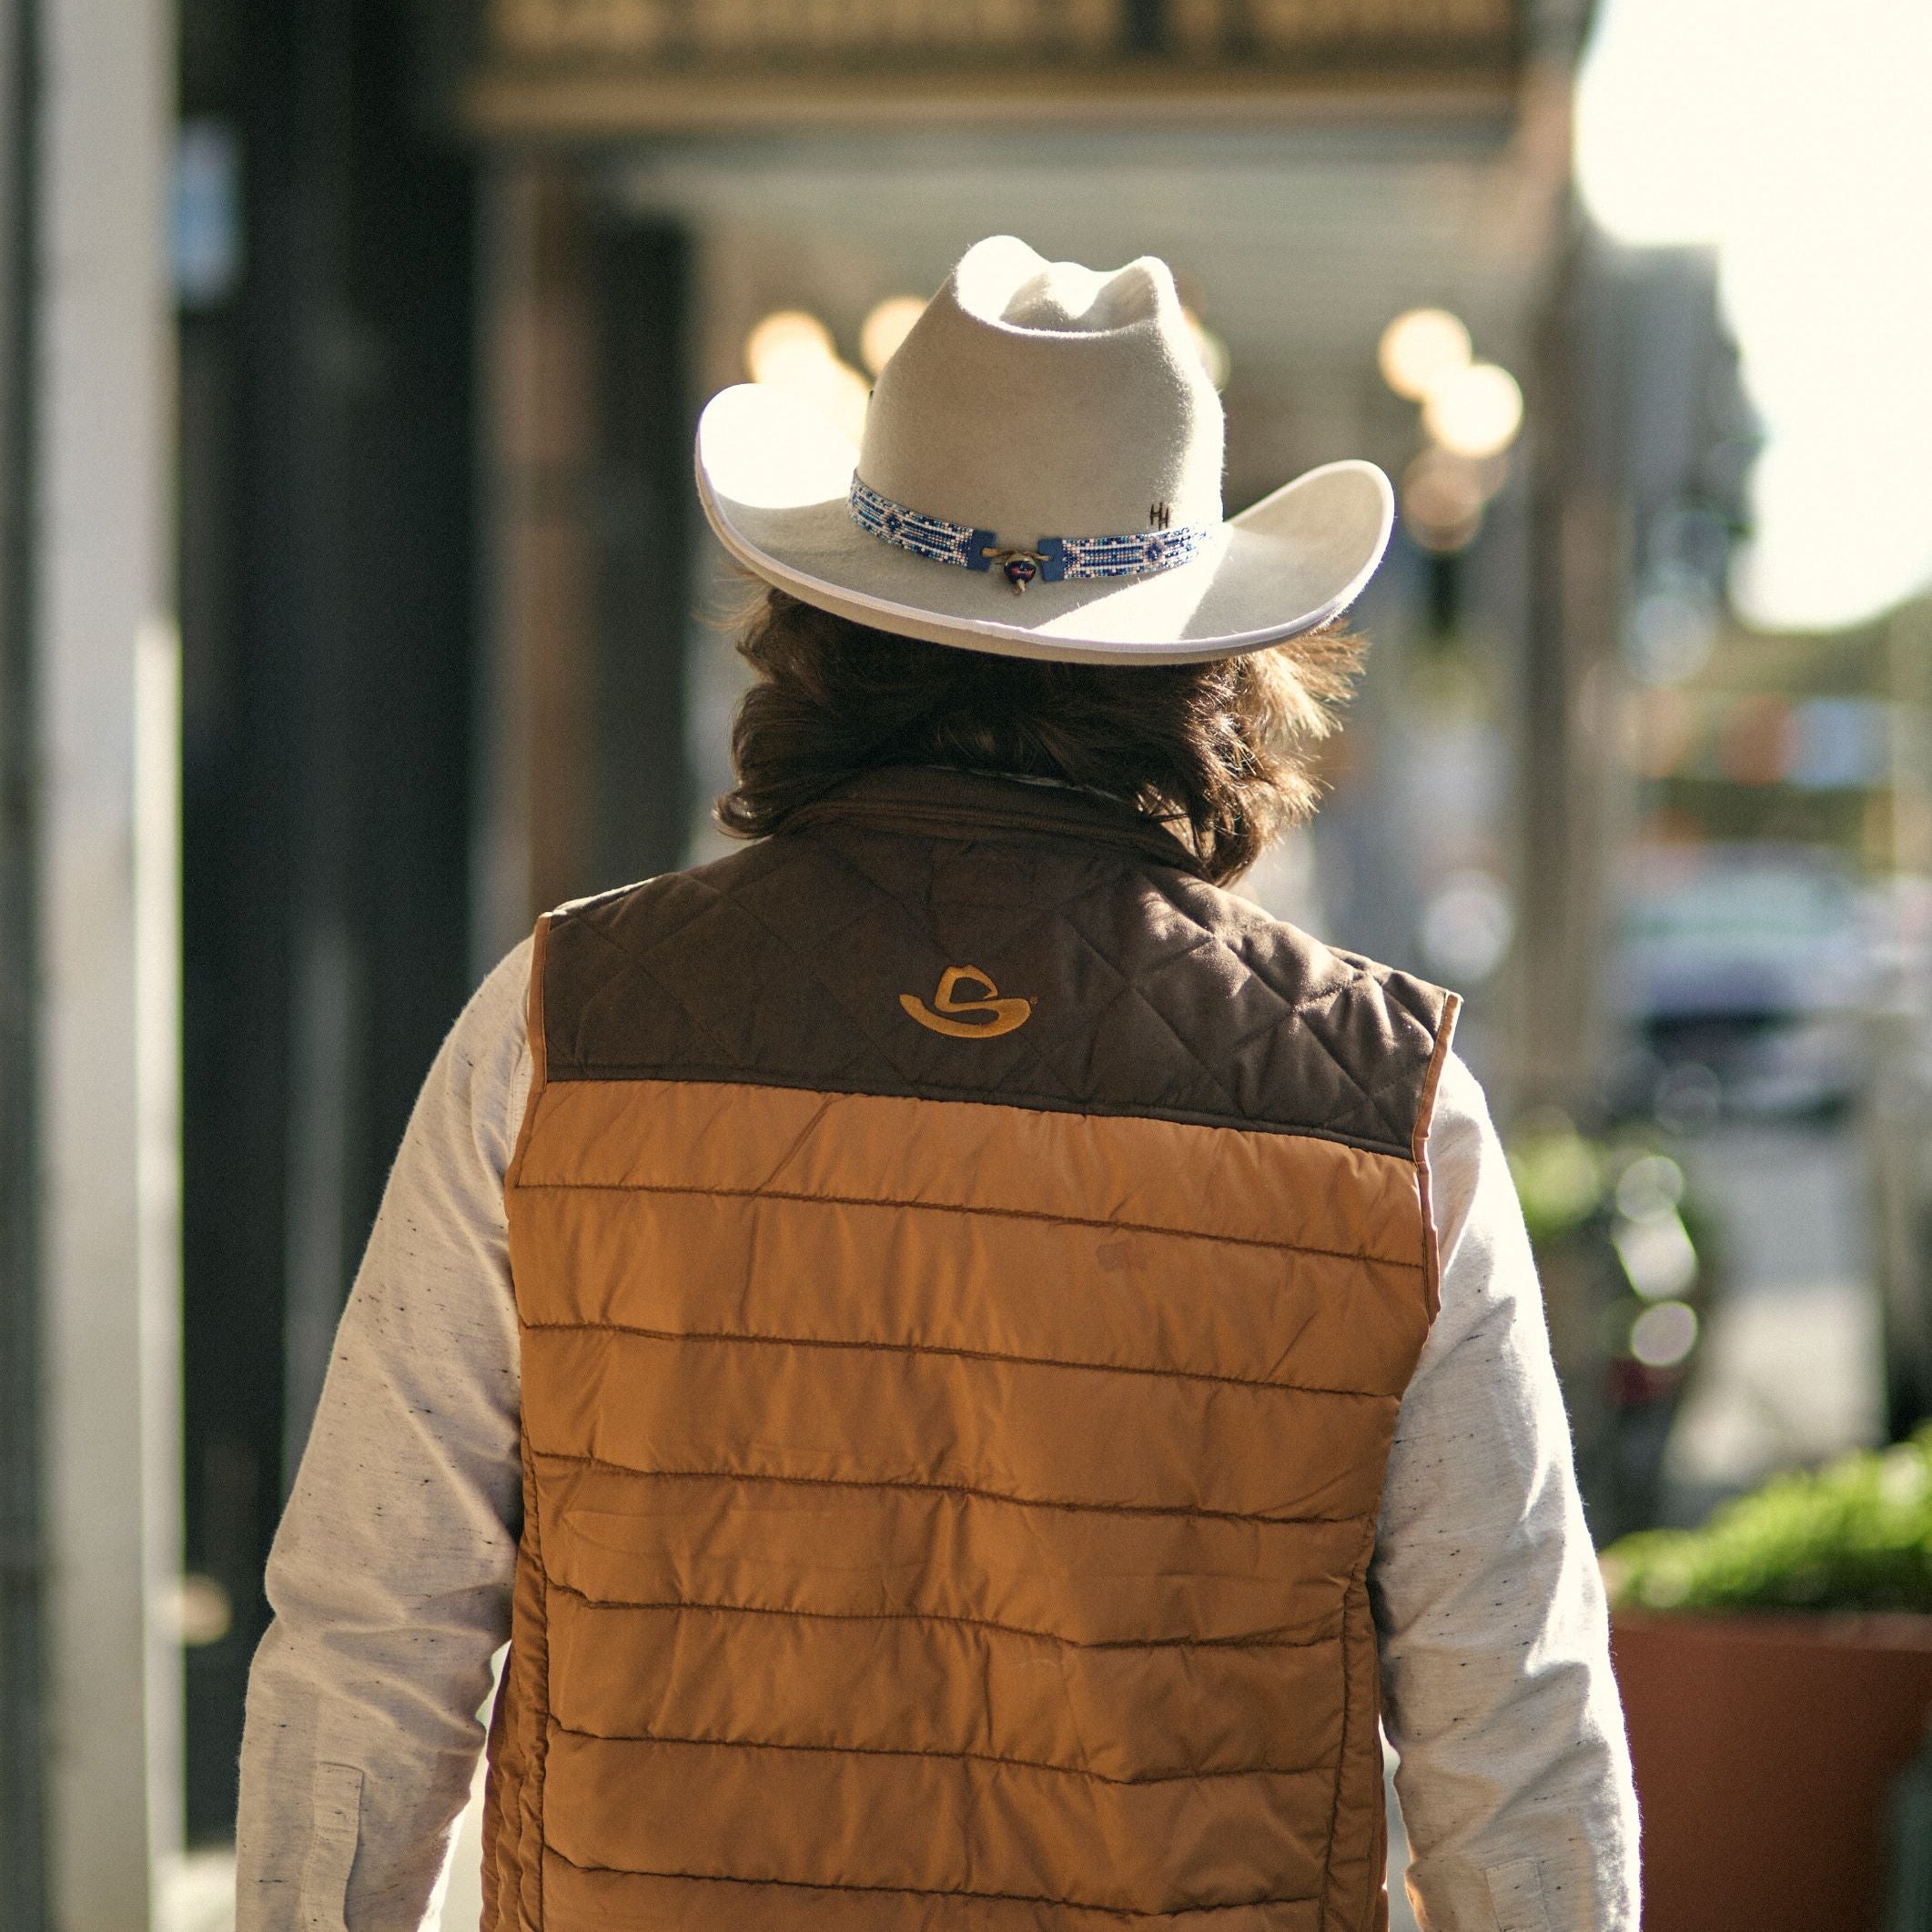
540,766 -> 1447,1154
487,767 -> 1458,1932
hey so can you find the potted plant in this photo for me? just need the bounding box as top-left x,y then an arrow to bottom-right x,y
1603,1429 -> 1932,1932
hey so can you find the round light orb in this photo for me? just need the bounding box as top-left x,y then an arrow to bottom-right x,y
744,309 -> 836,386
1378,308 -> 1472,401
159,1571 -> 233,1647
1419,868 -> 1514,984
1612,1209 -> 1698,1302
1423,361 -> 1525,459
1630,1299 -> 1699,1370
859,296 -> 926,377
744,308 -> 870,444
1615,1153 -> 1686,1220
1400,449 -> 1486,553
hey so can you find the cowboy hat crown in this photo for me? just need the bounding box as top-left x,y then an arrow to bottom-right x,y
861,235 -> 1222,546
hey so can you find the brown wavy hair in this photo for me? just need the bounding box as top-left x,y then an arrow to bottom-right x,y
716,589 -> 1363,886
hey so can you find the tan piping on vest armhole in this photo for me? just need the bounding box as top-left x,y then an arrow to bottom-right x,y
504,912 -> 552,1203
1411,990 -> 1462,1324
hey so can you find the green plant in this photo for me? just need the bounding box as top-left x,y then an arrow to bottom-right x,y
1505,1112 -> 1603,1245
1603,1428 -> 1932,1614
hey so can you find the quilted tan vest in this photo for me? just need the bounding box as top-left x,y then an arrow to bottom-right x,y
484,766 -> 1457,1932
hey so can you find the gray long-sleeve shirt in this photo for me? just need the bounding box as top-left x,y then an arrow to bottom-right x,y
236,937 -> 1639,1932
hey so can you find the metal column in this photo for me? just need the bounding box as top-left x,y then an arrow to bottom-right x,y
15,0 -> 181,1922
0,0 -> 47,1918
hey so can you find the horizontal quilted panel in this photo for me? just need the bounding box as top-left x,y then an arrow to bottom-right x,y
515,1185 -> 1424,1396
511,1078 -> 1430,1271
544,1590 -> 1344,1784
541,1854 -> 1326,1932
522,1327 -> 1397,1522
541,766 -> 1454,1158
538,1458 -> 1360,1648
541,1728 -> 1331,1915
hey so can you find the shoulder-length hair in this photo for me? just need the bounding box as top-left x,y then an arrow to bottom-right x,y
716,588 -> 1363,886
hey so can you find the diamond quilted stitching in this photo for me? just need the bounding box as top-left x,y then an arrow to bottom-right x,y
541,786 -> 1450,1158
1133,873 -> 1416,1145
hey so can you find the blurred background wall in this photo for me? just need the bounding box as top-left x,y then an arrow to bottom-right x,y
5,0 -> 1932,1926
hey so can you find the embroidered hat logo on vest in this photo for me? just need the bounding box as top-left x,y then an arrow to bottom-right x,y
899,966 -> 1034,1039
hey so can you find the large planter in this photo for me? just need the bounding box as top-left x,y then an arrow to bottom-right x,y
1612,1611 -> 1932,1930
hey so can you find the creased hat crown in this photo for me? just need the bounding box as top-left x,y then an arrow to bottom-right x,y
858,235 -> 1224,541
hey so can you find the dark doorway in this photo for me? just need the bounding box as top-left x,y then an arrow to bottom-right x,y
176,0 -> 477,1841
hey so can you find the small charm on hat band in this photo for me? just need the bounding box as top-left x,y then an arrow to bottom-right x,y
981,545 -> 1048,594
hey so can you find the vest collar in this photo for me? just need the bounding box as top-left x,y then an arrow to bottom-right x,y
784,765 -> 1210,878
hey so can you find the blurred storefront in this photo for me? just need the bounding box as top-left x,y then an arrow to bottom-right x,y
172,0 -> 480,1860
1618,602 -> 1932,1503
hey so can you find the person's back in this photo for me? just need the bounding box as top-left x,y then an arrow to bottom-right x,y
491,764 -> 1452,1924
236,235 -> 1639,1932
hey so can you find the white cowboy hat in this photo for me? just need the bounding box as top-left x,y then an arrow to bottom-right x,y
696,234 -> 1395,667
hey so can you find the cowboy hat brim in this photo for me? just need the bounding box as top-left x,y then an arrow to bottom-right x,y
696,383 -> 1396,667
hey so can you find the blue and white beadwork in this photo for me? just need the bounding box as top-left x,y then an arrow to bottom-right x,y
848,475 -> 991,571
849,475 -> 1210,595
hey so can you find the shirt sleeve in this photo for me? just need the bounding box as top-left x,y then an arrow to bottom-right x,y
1372,1051 -> 1641,1932
234,939 -> 535,1932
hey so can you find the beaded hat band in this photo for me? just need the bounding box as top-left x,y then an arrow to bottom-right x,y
850,475 -> 1211,596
